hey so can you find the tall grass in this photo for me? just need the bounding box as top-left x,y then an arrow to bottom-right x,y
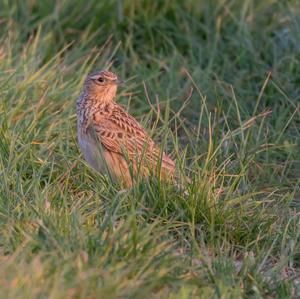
0,1 -> 299,298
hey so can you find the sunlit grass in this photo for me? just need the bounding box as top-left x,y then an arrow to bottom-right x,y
0,1 -> 299,298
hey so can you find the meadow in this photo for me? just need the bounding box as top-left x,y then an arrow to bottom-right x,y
0,1 -> 299,298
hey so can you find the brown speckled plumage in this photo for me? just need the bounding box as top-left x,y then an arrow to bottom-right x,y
77,70 -> 175,187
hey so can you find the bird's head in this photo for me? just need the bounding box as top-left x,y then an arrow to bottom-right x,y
84,70 -> 123,102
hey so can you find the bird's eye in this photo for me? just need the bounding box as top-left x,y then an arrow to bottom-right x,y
98,77 -> 104,83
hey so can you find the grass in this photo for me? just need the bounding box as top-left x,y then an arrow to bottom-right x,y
0,0 -> 299,298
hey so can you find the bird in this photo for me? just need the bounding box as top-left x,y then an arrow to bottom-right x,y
77,70 -> 176,188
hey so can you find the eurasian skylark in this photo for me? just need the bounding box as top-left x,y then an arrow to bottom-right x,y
77,70 -> 175,187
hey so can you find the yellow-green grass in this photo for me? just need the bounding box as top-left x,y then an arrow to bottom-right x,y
0,1 -> 299,298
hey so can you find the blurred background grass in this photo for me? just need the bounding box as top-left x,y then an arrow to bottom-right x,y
0,0 -> 299,298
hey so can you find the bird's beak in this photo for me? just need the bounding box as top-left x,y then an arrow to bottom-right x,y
115,79 -> 124,85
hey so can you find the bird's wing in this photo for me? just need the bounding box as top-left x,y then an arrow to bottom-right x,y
90,104 -> 175,171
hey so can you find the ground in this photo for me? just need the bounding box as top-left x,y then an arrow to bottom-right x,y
0,1 -> 299,298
